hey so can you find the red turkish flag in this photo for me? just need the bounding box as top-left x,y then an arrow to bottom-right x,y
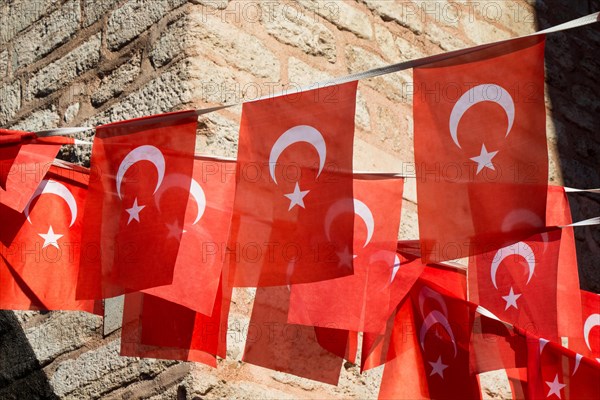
528,336 -> 600,400
288,175 -> 404,333
77,111 -> 197,299
227,82 -> 357,286
142,156 -> 236,315
0,129 -> 36,190
469,229 -> 562,342
243,285 -> 347,384
569,290 -> 600,361
547,185 -> 583,338
379,278 -> 480,399
0,163 -> 99,314
0,133 -> 64,212
414,36 -> 548,263
120,275 -> 231,366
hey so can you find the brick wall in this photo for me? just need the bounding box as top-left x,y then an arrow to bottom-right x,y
0,0 -> 598,398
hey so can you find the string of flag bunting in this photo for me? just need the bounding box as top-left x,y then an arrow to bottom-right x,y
1,12 -> 599,399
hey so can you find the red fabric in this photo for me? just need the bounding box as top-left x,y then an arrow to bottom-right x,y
142,157 -> 236,315
546,185 -> 583,338
469,229 -> 562,342
0,132 -> 62,212
413,37 -> 548,263
569,290 -> 600,361
379,278 -> 480,399
77,111 -> 197,299
120,275 -> 231,366
527,336 -> 600,400
243,285 -> 346,384
0,163 -> 99,314
469,310 -> 528,374
288,175 -> 404,333
227,82 -> 358,286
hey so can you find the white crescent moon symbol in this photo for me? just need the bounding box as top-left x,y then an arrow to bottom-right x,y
391,255 -> 401,283
24,179 -> 78,227
583,313 -> 600,353
573,353 -> 582,376
116,145 -> 165,200
325,198 -> 375,248
155,174 -> 206,225
419,310 -> 458,358
449,84 -> 515,148
490,241 -> 536,290
418,286 -> 449,318
268,125 -> 326,184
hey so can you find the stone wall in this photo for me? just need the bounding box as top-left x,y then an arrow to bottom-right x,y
0,0 -> 598,398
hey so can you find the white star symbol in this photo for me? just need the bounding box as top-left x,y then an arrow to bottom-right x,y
428,355 -> 448,378
125,198 -> 145,225
336,246 -> 356,268
38,226 -> 64,249
166,220 -> 185,240
470,144 -> 498,175
502,287 -> 522,311
283,182 -> 310,211
545,374 -> 566,399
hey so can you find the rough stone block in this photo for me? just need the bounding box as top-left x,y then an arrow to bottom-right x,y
259,3 -> 336,63
91,53 -> 142,106
188,13 -> 280,80
298,0 -> 373,39
24,311 -> 102,366
0,80 -> 20,126
25,33 -> 102,100
361,0 -> 423,35
86,60 -> 193,125
13,0 -> 81,70
0,50 -> 8,77
0,0 -> 56,45
83,0 -> 121,26
150,17 -> 188,68
106,0 -> 187,50
10,107 -> 60,131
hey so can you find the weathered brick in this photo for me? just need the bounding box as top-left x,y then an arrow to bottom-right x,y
188,13 -> 280,80
0,0 -> 56,45
360,0 -> 423,35
13,0 -> 81,70
298,0 -> 373,39
460,14 -> 510,44
10,107 -> 61,131
196,112 -> 240,158
260,3 -> 336,63
106,0 -> 187,50
83,0 -> 121,26
25,33 -> 101,100
425,22 -> 469,51
91,53 -> 142,107
0,80 -> 21,126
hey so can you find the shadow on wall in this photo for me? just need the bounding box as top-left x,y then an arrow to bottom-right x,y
0,311 -> 58,399
535,0 -> 600,292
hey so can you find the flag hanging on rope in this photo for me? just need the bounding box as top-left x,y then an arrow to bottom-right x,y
77,111 -> 197,299
0,131 -> 66,212
413,36 -> 548,263
0,163 -> 100,314
288,175 -> 404,333
227,82 -> 358,287
142,156 -> 236,315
